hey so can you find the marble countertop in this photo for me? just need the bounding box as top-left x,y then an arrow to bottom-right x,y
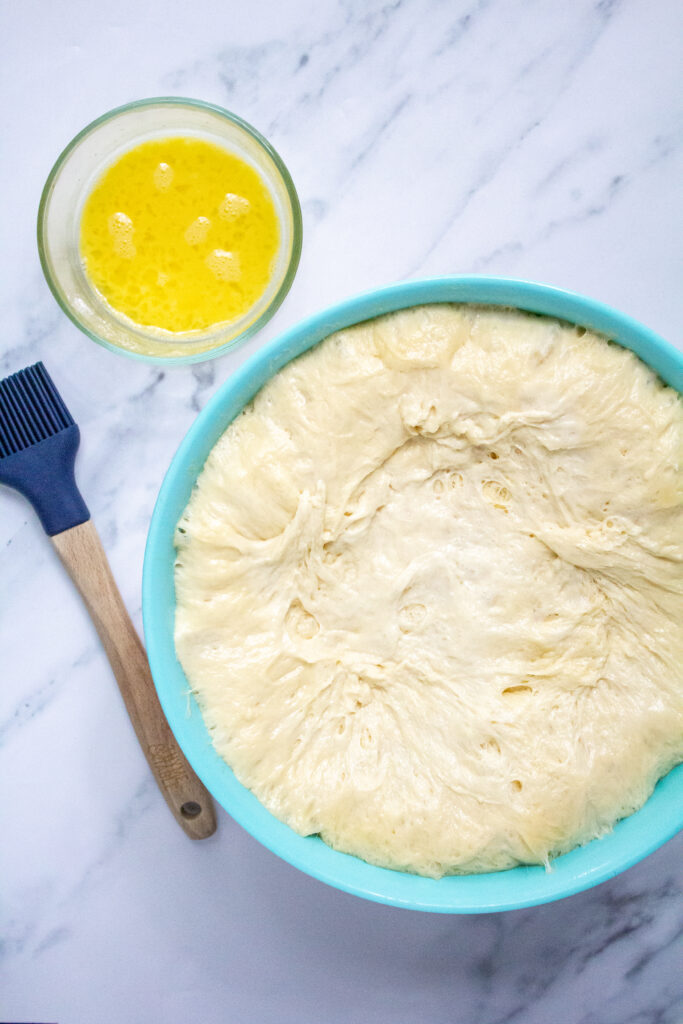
2,1 -> 682,1021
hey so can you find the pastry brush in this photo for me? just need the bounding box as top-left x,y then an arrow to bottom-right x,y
0,361 -> 216,839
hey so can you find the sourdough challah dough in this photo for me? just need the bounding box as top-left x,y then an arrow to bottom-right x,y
174,306 -> 683,877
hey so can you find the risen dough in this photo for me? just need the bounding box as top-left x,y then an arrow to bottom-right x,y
175,306 -> 683,877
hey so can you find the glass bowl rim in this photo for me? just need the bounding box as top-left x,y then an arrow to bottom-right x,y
36,96 -> 303,365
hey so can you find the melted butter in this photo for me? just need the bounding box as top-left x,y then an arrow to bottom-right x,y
79,137 -> 279,333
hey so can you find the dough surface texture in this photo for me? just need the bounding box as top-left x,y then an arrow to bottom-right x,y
175,306 -> 683,877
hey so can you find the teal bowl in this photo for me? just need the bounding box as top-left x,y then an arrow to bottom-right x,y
143,276 -> 683,912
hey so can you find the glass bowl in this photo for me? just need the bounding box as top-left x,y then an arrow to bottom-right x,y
37,97 -> 302,364
143,275 -> 683,913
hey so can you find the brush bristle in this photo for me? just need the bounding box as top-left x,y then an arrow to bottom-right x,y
0,362 -> 74,458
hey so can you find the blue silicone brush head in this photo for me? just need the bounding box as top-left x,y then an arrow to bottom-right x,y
0,362 -> 89,535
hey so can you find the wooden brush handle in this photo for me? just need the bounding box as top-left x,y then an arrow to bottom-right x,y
52,520 -> 216,840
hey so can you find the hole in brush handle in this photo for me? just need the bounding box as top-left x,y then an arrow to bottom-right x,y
180,801 -> 202,819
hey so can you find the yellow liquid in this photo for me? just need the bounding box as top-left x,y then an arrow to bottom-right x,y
79,137 -> 280,333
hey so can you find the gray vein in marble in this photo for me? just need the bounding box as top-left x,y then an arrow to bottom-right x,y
471,174 -> 630,272
130,368 -> 166,403
471,128 -> 683,274
285,0 -> 406,121
3,778 -> 157,962
190,361 -> 217,411
0,646 -> 97,748
346,93 -> 412,175
1,881 -> 54,961
405,1 -> 632,274
491,864 -> 683,1024
64,778 -> 157,902
432,0 -> 492,57
0,282 -> 62,375
162,0 -> 493,186
624,925 -> 681,982
303,197 -> 329,224
2,777 -> 158,966
534,137 -> 605,194
32,926 -> 71,959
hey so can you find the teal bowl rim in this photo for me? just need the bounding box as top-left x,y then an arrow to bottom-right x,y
143,275 -> 683,912
37,96 -> 303,365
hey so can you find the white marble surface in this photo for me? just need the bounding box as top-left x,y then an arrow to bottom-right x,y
1,1 -> 682,1021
